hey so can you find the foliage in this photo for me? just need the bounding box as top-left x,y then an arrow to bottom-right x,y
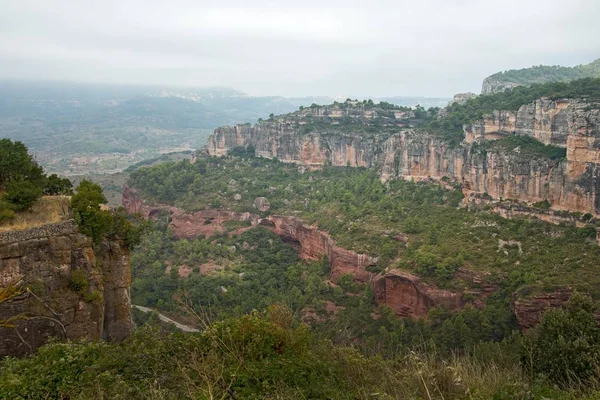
2,180 -> 43,211
473,135 -> 567,161
523,293 -> 600,388
0,138 -> 44,188
44,174 -> 73,195
0,310 -> 586,400
71,180 -> 111,243
0,139 -> 73,216
429,78 -> 600,144
489,59 -> 600,85
68,269 -> 89,294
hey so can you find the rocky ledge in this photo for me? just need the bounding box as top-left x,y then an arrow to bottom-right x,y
0,221 -> 132,357
123,186 -> 501,320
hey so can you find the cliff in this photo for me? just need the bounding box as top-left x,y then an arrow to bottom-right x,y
0,220 -> 132,357
123,187 -> 488,320
207,98 -> 600,217
481,59 -> 600,94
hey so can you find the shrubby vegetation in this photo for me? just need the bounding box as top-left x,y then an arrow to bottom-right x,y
3,301 -> 600,399
71,179 -> 146,245
129,156 -> 600,294
0,139 -> 73,222
472,135 -> 567,160
121,153 -> 600,395
489,59 -> 600,85
428,77 -> 600,144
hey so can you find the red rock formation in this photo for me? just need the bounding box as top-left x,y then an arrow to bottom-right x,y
373,269 -> 463,317
513,288 -> 573,330
122,187 -> 498,320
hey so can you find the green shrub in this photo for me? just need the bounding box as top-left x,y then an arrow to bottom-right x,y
522,292 -> 600,388
68,269 -> 89,294
0,209 -> 15,223
44,174 -> 73,195
3,180 -> 43,211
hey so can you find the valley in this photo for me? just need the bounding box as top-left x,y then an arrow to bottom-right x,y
2,58 -> 600,399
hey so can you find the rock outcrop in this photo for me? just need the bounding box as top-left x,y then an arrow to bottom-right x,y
0,220 -> 132,357
481,78 -> 520,95
373,270 -> 463,317
513,288 -> 574,330
123,187 -> 504,320
207,97 -> 600,217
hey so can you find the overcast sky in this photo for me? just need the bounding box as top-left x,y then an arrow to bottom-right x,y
0,0 -> 598,97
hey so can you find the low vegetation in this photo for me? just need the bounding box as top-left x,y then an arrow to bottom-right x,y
0,139 -> 72,229
488,59 -> 600,85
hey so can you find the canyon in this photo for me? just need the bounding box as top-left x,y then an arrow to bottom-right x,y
207,98 -> 600,218
0,220 -> 133,357
123,186 -> 514,322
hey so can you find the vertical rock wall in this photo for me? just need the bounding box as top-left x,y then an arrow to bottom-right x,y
0,221 -> 133,357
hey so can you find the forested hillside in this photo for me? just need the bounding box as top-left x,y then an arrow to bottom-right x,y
488,59 -> 600,85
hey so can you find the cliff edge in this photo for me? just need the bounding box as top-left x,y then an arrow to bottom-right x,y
0,220 -> 133,357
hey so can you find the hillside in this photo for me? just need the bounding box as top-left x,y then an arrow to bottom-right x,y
482,58 -> 600,94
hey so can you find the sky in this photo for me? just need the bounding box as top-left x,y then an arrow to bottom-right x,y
0,0 -> 599,98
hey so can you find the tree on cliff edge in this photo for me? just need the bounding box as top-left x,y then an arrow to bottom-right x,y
71,180 -> 111,243
0,139 -> 44,190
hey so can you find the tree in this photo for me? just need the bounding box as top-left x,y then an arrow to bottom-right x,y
71,180 -> 110,243
522,292 -> 600,388
0,139 -> 44,189
44,174 -> 73,195
3,181 -> 43,211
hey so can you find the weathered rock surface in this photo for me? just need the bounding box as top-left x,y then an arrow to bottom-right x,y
481,77 -> 520,95
373,269 -> 463,317
207,97 -> 600,217
123,187 -> 487,320
513,288 -> 574,330
0,220 -> 132,357
253,197 -> 271,212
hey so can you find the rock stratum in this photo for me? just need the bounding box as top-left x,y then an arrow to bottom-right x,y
123,186 -> 501,321
0,220 -> 132,357
208,98 -> 600,217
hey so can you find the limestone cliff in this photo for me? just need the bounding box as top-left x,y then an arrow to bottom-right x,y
207,98 -> 600,217
0,220 -> 132,357
122,187 -> 484,320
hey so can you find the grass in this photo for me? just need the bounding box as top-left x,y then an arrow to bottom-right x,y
0,195 -> 71,232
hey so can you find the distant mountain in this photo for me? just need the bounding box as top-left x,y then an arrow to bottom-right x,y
0,81 -> 299,175
0,80 -> 449,175
287,96 -> 449,110
482,58 -> 600,94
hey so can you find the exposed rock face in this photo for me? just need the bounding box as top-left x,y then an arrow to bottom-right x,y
0,220 -> 132,357
123,187 -> 502,320
450,92 -> 477,105
373,270 -> 463,317
207,97 -> 600,217
253,197 -> 270,212
513,288 -> 574,330
464,99 -> 599,148
481,77 -> 521,95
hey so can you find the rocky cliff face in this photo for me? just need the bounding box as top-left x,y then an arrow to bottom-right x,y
481,77 -> 520,95
0,221 -> 132,357
123,187 -> 492,320
207,98 -> 600,217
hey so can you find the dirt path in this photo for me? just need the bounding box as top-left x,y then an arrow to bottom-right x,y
132,305 -> 200,333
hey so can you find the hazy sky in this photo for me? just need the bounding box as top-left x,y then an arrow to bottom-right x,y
0,0 -> 599,97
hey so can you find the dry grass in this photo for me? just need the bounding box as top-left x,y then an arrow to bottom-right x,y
0,196 -> 71,232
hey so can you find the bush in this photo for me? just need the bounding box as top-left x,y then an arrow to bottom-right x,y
0,209 -> 15,223
522,292 -> 600,388
44,174 -> 73,195
71,180 -> 110,243
3,180 -> 43,211
68,269 -> 89,294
